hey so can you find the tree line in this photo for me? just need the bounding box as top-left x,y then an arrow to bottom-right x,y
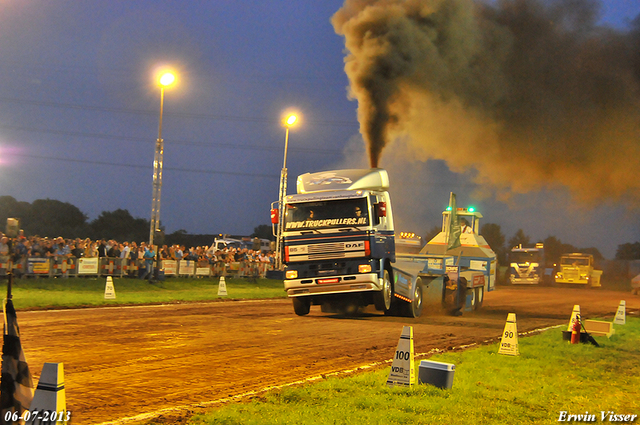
0,196 -> 274,247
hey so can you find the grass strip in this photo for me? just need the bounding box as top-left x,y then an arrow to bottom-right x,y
179,318 -> 640,425
6,277 -> 286,309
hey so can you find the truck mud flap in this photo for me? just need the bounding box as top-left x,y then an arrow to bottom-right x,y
416,274 -> 446,308
443,276 -> 466,316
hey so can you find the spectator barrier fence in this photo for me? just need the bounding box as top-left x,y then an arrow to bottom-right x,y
0,256 -> 275,279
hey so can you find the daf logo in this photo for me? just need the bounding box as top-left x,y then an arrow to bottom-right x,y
345,242 -> 364,249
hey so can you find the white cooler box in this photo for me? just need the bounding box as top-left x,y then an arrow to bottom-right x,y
418,360 -> 455,389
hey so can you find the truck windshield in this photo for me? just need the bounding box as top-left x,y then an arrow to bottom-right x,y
561,257 -> 589,266
510,251 -> 542,263
284,198 -> 369,230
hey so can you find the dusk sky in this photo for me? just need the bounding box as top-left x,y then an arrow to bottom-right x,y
0,0 -> 638,259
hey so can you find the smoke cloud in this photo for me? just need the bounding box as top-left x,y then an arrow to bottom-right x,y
332,0 -> 640,204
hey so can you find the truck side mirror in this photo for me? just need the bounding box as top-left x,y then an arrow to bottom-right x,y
270,208 -> 279,224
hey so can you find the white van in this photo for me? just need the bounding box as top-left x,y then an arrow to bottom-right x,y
207,238 -> 243,254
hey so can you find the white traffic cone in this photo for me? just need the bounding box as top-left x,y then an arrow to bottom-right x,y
386,326 -> 415,387
104,276 -> 116,300
30,363 -> 68,424
217,276 -> 228,296
613,300 -> 626,325
498,313 -> 519,356
567,305 -> 580,331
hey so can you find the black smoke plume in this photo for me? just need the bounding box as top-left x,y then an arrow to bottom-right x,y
332,0 -> 640,204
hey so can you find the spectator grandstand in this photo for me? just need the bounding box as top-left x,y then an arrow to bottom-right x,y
0,231 -> 276,280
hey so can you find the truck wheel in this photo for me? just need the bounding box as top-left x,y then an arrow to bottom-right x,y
407,278 -> 424,318
292,297 -> 310,316
374,269 -> 393,312
474,286 -> 484,310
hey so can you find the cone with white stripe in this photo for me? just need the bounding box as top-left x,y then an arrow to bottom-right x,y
387,326 -> 415,387
613,300 -> 625,325
104,276 -> 116,300
567,305 -> 580,331
30,362 -> 67,423
217,276 -> 228,296
498,313 -> 519,356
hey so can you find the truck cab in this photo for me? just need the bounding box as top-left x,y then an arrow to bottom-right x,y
555,253 -> 602,288
276,169 -> 396,316
420,207 -> 497,292
508,243 -> 547,285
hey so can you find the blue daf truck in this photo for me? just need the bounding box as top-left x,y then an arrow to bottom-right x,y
271,169 -> 496,317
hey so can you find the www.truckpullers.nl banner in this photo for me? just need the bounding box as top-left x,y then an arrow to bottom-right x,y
286,217 -> 367,229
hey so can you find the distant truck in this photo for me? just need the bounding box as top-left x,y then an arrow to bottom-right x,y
508,243 -> 549,285
554,253 -> 602,288
271,168 -> 495,318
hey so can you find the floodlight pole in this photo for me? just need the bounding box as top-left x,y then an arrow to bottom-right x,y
275,126 -> 291,270
149,86 -> 166,246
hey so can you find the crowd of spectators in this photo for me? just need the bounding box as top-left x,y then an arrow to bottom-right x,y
0,231 -> 277,275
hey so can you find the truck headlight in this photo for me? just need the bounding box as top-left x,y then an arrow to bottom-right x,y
286,270 -> 298,279
358,264 -> 372,273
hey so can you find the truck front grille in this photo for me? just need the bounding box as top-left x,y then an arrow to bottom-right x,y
564,271 -> 580,280
308,243 -> 345,254
287,240 -> 366,262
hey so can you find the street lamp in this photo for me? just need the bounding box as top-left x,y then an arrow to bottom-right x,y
149,71 -> 176,246
275,113 -> 298,269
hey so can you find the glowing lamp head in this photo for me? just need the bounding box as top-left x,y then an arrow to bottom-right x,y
468,206 -> 475,213
159,72 -> 176,87
285,114 -> 297,127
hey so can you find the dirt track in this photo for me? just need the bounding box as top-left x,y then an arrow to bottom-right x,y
16,287 -> 638,424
